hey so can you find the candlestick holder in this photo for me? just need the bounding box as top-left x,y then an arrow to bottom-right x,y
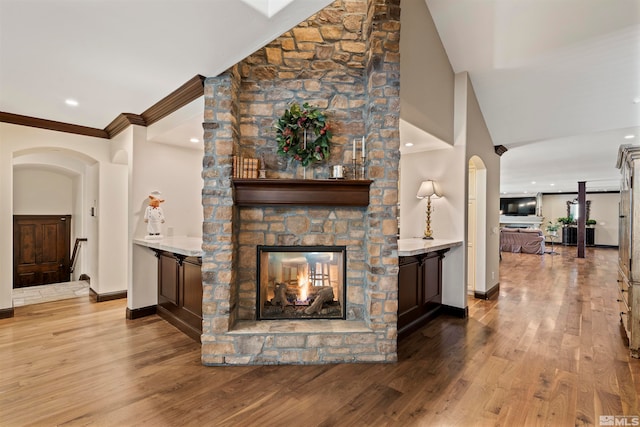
352,158 -> 358,179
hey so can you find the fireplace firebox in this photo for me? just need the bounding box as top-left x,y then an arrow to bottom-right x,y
257,246 -> 346,320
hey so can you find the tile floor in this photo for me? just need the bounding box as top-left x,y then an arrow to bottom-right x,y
12,281 -> 90,307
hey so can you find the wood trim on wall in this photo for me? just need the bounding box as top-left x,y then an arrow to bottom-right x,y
126,305 -> 157,319
441,304 -> 469,318
474,283 -> 500,300
0,74 -> 206,140
89,288 -> 127,303
0,307 -> 14,319
142,74 -> 206,126
104,113 -> 146,138
0,111 -> 109,139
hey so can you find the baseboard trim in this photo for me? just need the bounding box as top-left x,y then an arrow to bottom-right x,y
157,306 -> 202,342
126,305 -> 157,319
90,288 -> 127,303
474,283 -> 500,300
0,307 -> 15,319
441,304 -> 468,318
398,305 -> 443,340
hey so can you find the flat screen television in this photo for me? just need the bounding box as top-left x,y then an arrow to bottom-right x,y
500,197 -> 536,216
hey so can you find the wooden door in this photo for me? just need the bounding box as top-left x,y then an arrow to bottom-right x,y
13,215 -> 71,288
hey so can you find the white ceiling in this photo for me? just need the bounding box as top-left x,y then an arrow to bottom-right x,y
1,0 -> 639,195
427,0 -> 640,194
0,0 -> 332,127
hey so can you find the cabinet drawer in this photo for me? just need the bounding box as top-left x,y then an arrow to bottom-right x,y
619,295 -> 630,318
618,277 -> 630,308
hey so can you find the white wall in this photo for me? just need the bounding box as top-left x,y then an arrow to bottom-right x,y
0,126 -> 11,310
400,0 -> 455,144
131,139 -> 203,239
96,160 -> 129,294
463,73 -> 501,294
13,168 -> 73,214
86,163 -> 99,285
541,192 -> 619,246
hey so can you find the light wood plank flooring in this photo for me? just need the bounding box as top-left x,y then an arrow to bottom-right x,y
1,246 -> 637,426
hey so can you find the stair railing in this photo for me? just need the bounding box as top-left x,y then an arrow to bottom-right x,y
70,238 -> 87,273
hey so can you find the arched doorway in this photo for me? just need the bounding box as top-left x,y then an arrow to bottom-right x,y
12,149 -> 97,301
468,155 -> 487,294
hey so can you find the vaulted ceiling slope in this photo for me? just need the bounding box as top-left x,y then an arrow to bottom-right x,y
427,0 -> 640,194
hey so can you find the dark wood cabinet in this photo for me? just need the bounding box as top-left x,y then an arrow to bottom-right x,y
561,226 -> 594,246
156,251 -> 202,341
398,249 -> 447,338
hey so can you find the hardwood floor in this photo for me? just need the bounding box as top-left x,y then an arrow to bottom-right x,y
0,246 -> 637,426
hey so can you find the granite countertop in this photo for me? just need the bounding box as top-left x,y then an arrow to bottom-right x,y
397,238 -> 463,257
133,236 -> 203,257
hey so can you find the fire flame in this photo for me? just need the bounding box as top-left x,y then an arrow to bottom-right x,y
298,271 -> 309,302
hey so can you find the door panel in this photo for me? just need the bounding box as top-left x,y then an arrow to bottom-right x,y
14,215 -> 71,288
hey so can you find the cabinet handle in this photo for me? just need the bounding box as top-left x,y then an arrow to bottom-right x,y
617,299 -> 622,302
621,289 -> 628,293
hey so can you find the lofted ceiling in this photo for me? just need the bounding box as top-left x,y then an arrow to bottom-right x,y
427,0 -> 640,194
1,0 -> 639,195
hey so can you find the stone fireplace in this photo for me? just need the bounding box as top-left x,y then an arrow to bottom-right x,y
257,245 -> 346,320
200,0 -> 401,365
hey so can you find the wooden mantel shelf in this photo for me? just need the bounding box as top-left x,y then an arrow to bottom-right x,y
232,178 -> 373,207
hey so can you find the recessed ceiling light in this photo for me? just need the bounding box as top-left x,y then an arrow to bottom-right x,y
190,138 -> 199,143
404,142 -> 414,147
624,134 -> 636,139
531,181 -> 536,184
550,183 -> 555,186
65,99 -> 78,107
633,97 -> 640,104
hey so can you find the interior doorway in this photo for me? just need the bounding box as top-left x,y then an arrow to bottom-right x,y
468,156 -> 487,295
13,215 -> 71,288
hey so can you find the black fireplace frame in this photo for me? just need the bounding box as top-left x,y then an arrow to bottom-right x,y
256,245 -> 347,320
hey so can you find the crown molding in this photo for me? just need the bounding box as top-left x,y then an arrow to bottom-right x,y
0,74 -> 206,140
141,74 -> 206,126
104,113 -> 146,138
0,111 -> 109,139
494,145 -> 508,156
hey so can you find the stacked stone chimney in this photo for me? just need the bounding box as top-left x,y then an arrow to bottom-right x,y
201,0 -> 401,365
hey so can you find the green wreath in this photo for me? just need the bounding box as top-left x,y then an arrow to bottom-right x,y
275,102 -> 332,167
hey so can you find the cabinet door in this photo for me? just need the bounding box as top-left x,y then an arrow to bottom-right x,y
398,257 -> 421,329
158,252 -> 179,306
422,253 -> 442,304
182,259 -> 203,318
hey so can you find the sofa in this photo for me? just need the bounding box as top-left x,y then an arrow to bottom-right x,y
500,228 -> 545,254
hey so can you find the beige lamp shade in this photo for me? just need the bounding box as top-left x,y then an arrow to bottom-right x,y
416,180 -> 442,199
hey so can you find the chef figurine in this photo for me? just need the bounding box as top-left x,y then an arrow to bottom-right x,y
144,190 -> 165,238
